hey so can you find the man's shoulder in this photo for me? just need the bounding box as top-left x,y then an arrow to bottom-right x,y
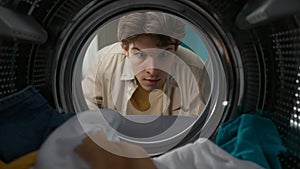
95,42 -> 126,65
96,42 -> 123,57
176,46 -> 205,69
95,42 -> 126,76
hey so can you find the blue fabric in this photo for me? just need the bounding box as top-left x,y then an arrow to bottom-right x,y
216,113 -> 286,169
0,85 -> 75,162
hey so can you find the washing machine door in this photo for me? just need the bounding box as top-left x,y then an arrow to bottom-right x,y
68,6 -> 229,154
0,0 -> 300,168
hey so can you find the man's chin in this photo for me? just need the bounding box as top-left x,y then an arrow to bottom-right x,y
141,86 -> 157,92
144,88 -> 155,92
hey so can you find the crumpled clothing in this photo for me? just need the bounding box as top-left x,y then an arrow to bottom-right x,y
153,138 -> 263,169
0,85 -> 75,162
35,109 -> 264,169
216,113 -> 287,169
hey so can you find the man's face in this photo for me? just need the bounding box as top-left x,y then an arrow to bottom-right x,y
124,35 -> 177,92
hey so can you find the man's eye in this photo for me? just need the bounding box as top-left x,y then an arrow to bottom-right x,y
158,51 -> 167,57
135,51 -> 147,58
159,51 -> 173,58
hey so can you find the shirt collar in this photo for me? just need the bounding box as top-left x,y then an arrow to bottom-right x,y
120,57 -> 135,81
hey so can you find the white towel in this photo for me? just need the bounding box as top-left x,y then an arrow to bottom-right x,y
34,109 -> 263,169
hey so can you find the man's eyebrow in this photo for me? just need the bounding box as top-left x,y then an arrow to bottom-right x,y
170,42 -> 178,45
157,43 -> 178,48
131,47 -> 141,51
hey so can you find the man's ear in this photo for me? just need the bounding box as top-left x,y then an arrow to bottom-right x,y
121,43 -> 129,56
173,40 -> 180,51
175,44 -> 179,51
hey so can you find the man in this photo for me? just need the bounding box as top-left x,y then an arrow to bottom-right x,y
82,12 -> 209,116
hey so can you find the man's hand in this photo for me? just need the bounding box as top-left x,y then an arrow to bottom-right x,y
74,130 -> 158,169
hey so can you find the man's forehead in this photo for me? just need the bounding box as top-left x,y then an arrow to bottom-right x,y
129,41 -> 177,50
129,43 -> 174,50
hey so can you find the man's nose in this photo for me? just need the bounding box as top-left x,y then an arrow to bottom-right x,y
145,67 -> 160,75
144,55 -> 156,67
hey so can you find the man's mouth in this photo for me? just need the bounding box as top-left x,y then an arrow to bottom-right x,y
144,78 -> 160,85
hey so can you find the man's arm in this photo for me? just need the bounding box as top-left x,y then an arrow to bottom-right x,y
81,50 -> 104,110
74,131 -> 158,169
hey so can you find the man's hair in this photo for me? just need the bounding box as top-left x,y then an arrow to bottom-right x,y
117,12 -> 186,44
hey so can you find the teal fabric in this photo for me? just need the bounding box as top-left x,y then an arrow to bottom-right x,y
216,113 -> 286,169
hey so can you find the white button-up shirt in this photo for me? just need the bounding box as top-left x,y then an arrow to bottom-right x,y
82,42 -> 209,116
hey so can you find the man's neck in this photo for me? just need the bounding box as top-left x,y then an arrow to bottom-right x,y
130,86 -> 151,111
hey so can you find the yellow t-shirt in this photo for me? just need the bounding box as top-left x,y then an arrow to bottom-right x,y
0,151 -> 37,169
127,87 -> 164,115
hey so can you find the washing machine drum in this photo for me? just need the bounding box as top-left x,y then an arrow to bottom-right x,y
0,0 -> 300,167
